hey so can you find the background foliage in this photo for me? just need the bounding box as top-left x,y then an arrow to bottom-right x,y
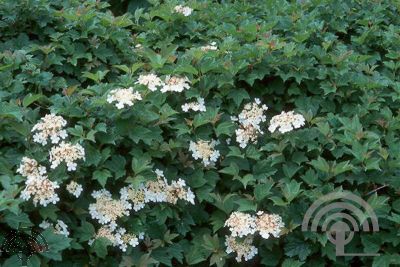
1,0 -> 400,266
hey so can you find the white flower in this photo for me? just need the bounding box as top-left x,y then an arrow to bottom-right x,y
20,175 -> 60,207
54,220 -> 70,237
225,236 -> 258,262
255,211 -> 284,239
89,225 -> 140,252
107,87 -> 142,109
49,142 -> 85,171
135,73 -> 164,91
268,111 -> 305,133
16,157 -> 46,179
161,75 -> 191,93
39,220 -> 69,237
120,185 -> 146,211
39,220 -> 51,229
89,189 -> 131,225
66,181 -> 83,198
189,139 -> 220,166
232,99 -> 268,147
200,42 -> 218,52
181,98 -> 206,112
31,114 -> 68,146
122,169 -> 195,207
174,5 -> 193,16
224,212 -> 257,237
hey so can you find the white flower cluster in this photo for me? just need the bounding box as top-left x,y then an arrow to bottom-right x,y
224,211 -> 257,237
224,211 -> 284,262
89,189 -> 132,225
18,116 -> 85,207
255,211 -> 285,239
120,169 -> 195,211
136,73 -> 164,91
225,236 -> 258,262
49,141 -> 85,171
232,98 -> 268,148
189,139 -> 220,166
182,97 -> 206,112
268,111 -> 305,133
39,220 -> 70,237
107,87 -> 142,109
66,181 -> 83,198
161,75 -> 191,93
17,157 -> 46,179
174,5 -> 193,16
88,225 -> 144,252
20,177 -> 60,206
31,114 -> 68,146
200,42 -> 218,52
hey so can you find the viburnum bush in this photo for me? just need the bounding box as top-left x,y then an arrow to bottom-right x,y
1,0 -> 400,266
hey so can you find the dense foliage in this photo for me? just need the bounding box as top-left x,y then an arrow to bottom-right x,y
1,0 -> 400,266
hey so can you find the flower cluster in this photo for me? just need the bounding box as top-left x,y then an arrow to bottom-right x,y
224,211 -> 257,237
225,236 -> 258,262
224,211 -> 284,262
268,111 -> 305,133
49,141 -> 85,171
174,5 -> 193,16
17,157 -> 46,179
66,181 -> 83,198
31,114 -> 68,146
161,75 -> 191,93
107,88 -> 142,109
120,169 -> 195,211
200,42 -> 218,52
181,97 -> 206,112
89,225 -> 144,252
255,211 -> 285,239
89,189 -> 132,225
136,73 -> 164,91
20,174 -> 60,207
232,98 -> 268,148
18,116 -> 85,207
40,220 -> 70,237
189,139 -> 220,166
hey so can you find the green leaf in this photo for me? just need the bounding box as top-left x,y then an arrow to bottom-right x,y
215,121 -> 235,137
93,169 -> 112,187
40,229 -> 71,261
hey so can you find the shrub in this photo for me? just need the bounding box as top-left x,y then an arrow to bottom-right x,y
1,0 -> 400,266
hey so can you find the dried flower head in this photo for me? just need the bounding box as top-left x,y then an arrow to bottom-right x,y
161,75 -> 191,93
268,111 -> 305,133
224,211 -> 257,237
189,139 -> 220,166
255,211 -> 284,239
135,73 -> 164,91
31,114 -> 68,146
225,236 -> 258,262
107,88 -> 142,109
49,142 -> 85,171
